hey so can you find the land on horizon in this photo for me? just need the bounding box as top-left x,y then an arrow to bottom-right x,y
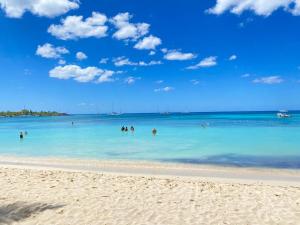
0,109 -> 68,117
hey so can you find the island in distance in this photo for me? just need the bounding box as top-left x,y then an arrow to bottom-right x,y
0,109 -> 68,117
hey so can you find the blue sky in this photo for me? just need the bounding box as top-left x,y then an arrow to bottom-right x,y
0,0 -> 300,113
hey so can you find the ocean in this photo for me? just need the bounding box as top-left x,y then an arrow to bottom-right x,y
0,112 -> 299,168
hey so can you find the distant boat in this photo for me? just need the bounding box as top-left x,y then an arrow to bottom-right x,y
277,111 -> 291,118
109,103 -> 122,116
160,112 -> 171,115
110,112 -> 122,116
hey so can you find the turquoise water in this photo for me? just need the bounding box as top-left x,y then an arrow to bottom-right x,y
0,112 -> 300,168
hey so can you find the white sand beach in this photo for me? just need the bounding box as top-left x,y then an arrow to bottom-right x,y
0,156 -> 300,225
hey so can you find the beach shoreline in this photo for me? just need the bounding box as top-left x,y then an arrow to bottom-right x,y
1,155 -> 300,186
1,155 -> 300,224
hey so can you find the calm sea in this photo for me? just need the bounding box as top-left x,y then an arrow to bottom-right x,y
0,112 -> 299,168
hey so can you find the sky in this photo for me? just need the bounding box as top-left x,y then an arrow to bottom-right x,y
0,0 -> 300,113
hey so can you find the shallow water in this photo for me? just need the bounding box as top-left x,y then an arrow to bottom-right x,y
0,112 -> 299,168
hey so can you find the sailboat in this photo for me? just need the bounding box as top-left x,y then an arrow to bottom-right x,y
109,103 -> 122,116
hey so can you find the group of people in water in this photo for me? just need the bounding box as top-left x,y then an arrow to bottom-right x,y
121,126 -> 134,133
121,126 -> 157,136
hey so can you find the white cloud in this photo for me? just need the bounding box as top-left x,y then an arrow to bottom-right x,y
253,76 -> 284,84
111,12 -> 150,41
49,64 -> 117,83
138,61 -> 162,66
134,35 -> 162,50
154,86 -> 174,92
76,51 -> 87,60
208,0 -> 300,16
0,0 -> 79,18
36,43 -> 69,59
48,12 -> 108,40
161,48 -> 168,53
99,58 -> 109,64
229,54 -> 237,61
113,56 -> 162,67
113,57 -> 136,66
164,49 -> 196,61
124,76 -> 141,84
241,73 -> 250,78
190,79 -> 200,85
187,56 -> 217,69
96,70 -> 115,83
156,80 -> 164,84
149,51 -> 156,56
58,59 -> 66,65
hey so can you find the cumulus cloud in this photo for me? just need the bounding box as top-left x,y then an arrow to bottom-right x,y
49,64 -> 117,83
187,56 -> 217,69
111,12 -> 150,41
0,0 -> 79,18
36,43 -> 69,59
124,76 -> 141,84
48,12 -> 108,40
96,70 -> 115,83
154,86 -> 174,92
113,56 -> 162,67
163,49 -> 196,61
253,76 -> 284,84
229,54 -> 237,61
113,57 -> 136,66
99,58 -> 109,64
208,0 -> 300,16
134,35 -> 162,50
76,51 -> 87,60
58,59 -> 66,65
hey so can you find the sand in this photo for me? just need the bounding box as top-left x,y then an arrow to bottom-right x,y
0,157 -> 300,225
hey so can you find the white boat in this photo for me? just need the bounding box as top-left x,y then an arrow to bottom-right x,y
110,112 -> 122,116
277,111 -> 291,118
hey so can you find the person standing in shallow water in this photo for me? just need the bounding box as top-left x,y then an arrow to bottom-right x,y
130,126 -> 135,133
152,128 -> 157,136
19,132 -> 24,139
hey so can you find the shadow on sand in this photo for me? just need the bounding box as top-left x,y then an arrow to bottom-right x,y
0,202 -> 64,225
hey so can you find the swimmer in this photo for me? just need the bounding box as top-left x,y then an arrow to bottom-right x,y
19,132 -> 24,139
130,126 -> 135,133
121,126 -> 125,132
72,121 -> 74,126
125,127 -> 128,132
152,128 -> 157,136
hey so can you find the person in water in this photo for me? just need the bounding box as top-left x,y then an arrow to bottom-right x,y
24,131 -> 28,135
121,126 -> 125,132
19,132 -> 24,139
125,127 -> 128,132
152,128 -> 157,136
130,126 -> 135,133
